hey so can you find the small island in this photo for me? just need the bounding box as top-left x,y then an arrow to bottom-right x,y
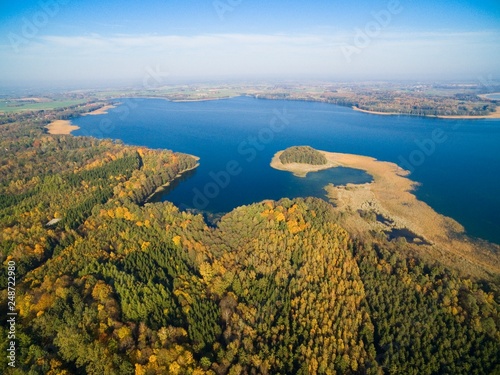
279,145 -> 327,165
271,146 -> 340,177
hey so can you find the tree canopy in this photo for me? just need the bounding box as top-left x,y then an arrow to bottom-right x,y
0,106 -> 499,375
279,146 -> 327,165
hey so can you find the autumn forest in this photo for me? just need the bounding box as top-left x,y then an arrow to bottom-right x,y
0,105 -> 499,375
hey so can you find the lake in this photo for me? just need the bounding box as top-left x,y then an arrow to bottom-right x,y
483,93 -> 500,100
73,97 -> 500,244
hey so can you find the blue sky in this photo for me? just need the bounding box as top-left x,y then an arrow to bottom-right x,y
1,0 -> 499,85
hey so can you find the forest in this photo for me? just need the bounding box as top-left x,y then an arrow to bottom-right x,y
279,146 -> 327,166
249,82 -> 499,118
0,105 -> 499,374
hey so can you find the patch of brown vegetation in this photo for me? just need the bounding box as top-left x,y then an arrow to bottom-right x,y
82,104 -> 116,116
45,120 -> 80,135
271,148 -> 500,279
271,151 -> 340,177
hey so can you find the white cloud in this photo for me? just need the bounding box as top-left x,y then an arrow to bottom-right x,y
1,30 -> 499,83
38,33 -> 331,50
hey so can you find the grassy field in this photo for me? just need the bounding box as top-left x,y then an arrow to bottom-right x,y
0,99 -> 87,113
93,86 -> 245,100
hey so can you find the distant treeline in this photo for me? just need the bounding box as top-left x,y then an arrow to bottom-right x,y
253,92 -> 497,117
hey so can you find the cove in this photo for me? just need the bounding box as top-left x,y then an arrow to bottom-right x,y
72,96 -> 500,244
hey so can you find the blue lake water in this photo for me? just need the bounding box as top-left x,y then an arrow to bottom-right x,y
73,97 -> 500,244
484,93 -> 500,100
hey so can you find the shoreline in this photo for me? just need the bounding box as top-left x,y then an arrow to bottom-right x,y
109,95 -> 238,103
91,94 -> 499,120
144,159 -> 200,203
352,105 -> 500,119
271,148 -> 500,279
45,120 -> 80,135
478,93 -> 500,101
82,104 -> 117,116
435,106 -> 500,119
352,106 -> 402,116
270,151 -> 341,177
44,103 -> 117,135
170,96 -> 237,103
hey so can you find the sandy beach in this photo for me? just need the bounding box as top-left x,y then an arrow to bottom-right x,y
82,104 -> 116,116
352,105 -> 500,119
435,106 -> 500,119
352,106 -> 402,116
271,149 -> 500,279
45,120 -> 80,135
478,93 -> 500,101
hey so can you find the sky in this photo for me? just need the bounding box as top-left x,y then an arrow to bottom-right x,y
0,0 -> 499,87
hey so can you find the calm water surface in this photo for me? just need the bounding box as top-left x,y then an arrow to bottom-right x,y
73,97 -> 500,244
483,93 -> 500,100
